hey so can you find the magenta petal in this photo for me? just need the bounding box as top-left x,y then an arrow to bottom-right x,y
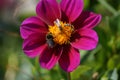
71,29 -> 98,50
73,11 -> 102,29
39,46 -> 63,70
36,0 -> 61,25
60,0 -> 83,22
20,16 -> 47,39
23,33 -> 47,58
59,45 -> 80,72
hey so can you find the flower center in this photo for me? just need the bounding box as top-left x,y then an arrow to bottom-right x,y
47,19 -> 74,46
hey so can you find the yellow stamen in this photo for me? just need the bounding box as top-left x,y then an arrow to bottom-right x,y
48,19 -> 74,45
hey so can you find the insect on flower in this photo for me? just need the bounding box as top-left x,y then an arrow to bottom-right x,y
54,19 -> 63,31
46,33 -> 55,48
20,0 -> 102,72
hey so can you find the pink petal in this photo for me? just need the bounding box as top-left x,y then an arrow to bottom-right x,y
71,29 -> 98,50
60,0 -> 83,22
23,33 -> 47,58
20,16 -> 48,39
39,46 -> 63,70
73,11 -> 102,29
36,0 -> 61,25
59,45 -> 80,72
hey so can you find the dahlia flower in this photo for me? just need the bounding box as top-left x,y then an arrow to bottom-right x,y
20,0 -> 101,72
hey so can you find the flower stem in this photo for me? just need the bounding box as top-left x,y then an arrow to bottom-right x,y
67,72 -> 71,80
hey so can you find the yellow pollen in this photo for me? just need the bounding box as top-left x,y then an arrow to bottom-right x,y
48,19 -> 74,45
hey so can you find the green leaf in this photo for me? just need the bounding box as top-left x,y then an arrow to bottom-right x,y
109,15 -> 120,35
71,65 -> 92,80
107,55 -> 120,70
49,69 -> 61,80
84,0 -> 90,9
95,27 -> 110,50
101,77 -> 108,80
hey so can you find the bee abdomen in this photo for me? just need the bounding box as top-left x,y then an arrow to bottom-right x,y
46,33 -> 55,48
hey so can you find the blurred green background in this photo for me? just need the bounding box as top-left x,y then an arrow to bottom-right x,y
0,0 -> 120,80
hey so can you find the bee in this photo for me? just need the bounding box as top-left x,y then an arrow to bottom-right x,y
54,19 -> 62,31
64,23 -> 74,31
64,23 -> 71,26
64,23 -> 73,27
46,33 -> 55,48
